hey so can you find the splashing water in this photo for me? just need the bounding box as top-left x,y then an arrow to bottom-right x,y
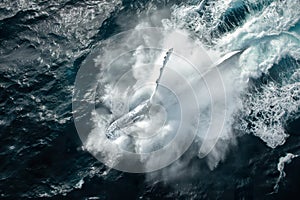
79,0 -> 300,173
1,0 -> 300,198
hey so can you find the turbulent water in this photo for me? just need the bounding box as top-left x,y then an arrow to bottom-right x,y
1,0 -> 300,199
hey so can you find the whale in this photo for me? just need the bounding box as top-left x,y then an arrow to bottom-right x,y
105,48 -> 242,140
106,48 -> 173,140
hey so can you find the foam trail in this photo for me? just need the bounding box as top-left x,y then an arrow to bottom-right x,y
273,153 -> 299,193
106,48 -> 173,140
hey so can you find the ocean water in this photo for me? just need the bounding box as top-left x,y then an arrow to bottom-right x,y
0,0 -> 299,199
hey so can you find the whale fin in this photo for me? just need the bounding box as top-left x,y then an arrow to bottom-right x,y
105,48 -> 174,140
150,48 -> 174,102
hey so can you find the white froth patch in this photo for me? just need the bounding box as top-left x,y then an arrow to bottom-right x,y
239,82 -> 300,148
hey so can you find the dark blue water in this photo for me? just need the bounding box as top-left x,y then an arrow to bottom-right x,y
0,0 -> 299,199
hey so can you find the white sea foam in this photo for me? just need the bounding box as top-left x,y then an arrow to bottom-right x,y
81,0 -> 300,174
169,0 -> 300,149
239,82 -> 300,148
273,153 -> 299,193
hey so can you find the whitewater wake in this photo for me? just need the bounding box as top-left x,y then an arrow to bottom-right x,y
167,0 -> 300,148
